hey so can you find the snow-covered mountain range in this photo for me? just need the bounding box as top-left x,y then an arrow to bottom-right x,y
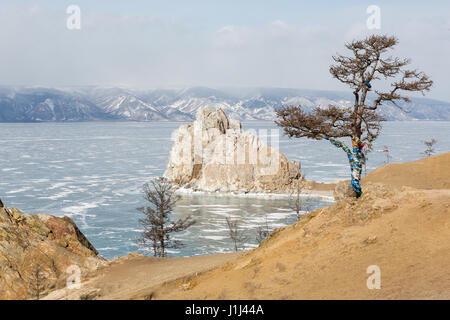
1,86 -> 449,122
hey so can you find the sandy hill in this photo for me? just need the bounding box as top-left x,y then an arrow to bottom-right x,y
362,152 -> 450,190
43,153 -> 450,300
154,187 -> 449,299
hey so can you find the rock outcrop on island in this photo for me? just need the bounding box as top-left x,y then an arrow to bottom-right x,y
0,206 -> 105,299
164,108 -> 303,192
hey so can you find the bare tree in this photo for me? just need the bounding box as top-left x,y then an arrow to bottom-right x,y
255,215 -> 271,245
289,181 -> 312,221
225,217 -> 247,252
136,177 -> 195,257
28,264 -> 48,300
422,138 -> 437,157
276,35 -> 432,198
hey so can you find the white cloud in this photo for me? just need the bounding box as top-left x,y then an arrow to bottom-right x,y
0,2 -> 448,101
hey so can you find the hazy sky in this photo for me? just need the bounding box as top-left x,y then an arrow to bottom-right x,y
1,0 -> 449,101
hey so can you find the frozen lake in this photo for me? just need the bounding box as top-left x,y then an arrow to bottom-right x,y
0,121 -> 448,258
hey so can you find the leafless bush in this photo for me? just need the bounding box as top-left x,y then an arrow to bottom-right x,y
255,215 -> 271,245
225,217 -> 247,252
289,182 -> 312,222
28,264 -> 48,300
422,138 -> 437,157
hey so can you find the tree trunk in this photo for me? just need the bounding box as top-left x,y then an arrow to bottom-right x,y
159,210 -> 165,257
350,159 -> 363,197
325,136 -> 364,198
160,232 -> 165,257
350,137 -> 364,197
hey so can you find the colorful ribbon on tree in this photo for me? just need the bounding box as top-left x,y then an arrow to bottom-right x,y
324,136 -> 364,197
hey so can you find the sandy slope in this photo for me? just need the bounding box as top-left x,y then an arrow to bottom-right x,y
154,187 -> 450,299
44,152 -> 450,300
362,152 -> 450,189
43,252 -> 241,300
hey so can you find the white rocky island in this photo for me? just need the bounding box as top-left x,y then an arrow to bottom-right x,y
164,108 -> 303,193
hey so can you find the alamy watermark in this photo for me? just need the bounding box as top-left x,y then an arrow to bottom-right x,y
366,265 -> 381,289
66,5 -> 81,30
170,124 -> 281,176
366,5 -> 381,30
66,264 -> 81,289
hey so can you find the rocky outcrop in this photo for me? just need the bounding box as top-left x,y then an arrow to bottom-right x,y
0,207 -> 105,300
164,108 -> 303,192
333,180 -> 358,201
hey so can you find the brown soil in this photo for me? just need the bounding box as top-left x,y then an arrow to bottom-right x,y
305,180 -> 337,191
43,252 -> 241,300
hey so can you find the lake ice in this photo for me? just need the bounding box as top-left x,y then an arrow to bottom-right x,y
0,121 -> 448,259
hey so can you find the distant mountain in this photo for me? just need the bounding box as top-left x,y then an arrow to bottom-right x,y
0,86 -> 449,122
0,87 -> 114,122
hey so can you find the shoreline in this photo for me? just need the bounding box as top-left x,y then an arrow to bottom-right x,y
175,186 -> 335,202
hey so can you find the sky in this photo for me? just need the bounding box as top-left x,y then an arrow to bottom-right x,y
0,0 -> 449,101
